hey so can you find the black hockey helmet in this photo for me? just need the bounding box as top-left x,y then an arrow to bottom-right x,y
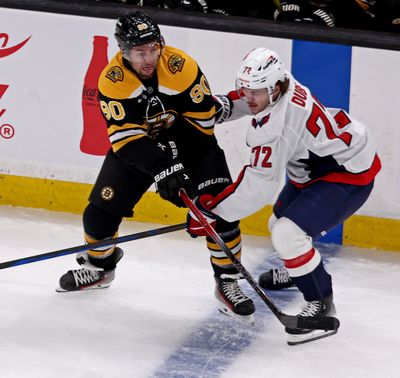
115,12 -> 163,56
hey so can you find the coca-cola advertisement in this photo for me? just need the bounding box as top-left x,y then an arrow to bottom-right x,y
0,33 -> 31,142
80,35 -> 111,156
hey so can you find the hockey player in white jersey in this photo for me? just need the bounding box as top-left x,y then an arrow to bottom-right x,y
186,47 -> 381,344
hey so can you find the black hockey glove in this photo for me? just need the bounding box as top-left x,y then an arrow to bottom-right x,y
275,1 -> 335,27
154,162 -> 194,208
180,0 -> 208,13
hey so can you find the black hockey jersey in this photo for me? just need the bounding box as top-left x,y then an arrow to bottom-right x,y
98,45 -> 217,153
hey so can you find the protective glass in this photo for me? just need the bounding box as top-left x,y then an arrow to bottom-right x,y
126,42 -> 162,64
236,82 -> 268,101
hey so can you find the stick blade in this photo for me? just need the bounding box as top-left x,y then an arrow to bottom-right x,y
297,316 -> 340,331
280,314 -> 340,330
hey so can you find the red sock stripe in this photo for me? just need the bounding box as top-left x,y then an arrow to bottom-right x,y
283,248 -> 315,269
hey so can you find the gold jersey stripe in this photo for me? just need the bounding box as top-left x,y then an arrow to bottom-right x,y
185,118 -> 214,135
112,134 -> 146,152
108,122 -> 147,135
109,129 -> 146,144
182,106 -> 216,120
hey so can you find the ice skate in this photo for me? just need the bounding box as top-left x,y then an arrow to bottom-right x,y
56,248 -> 123,292
286,294 -> 338,346
214,273 -> 255,326
258,266 -> 295,290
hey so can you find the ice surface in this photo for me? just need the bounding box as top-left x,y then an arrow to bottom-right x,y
0,206 -> 399,378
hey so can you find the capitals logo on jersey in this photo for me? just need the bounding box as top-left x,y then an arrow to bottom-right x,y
251,114 -> 270,129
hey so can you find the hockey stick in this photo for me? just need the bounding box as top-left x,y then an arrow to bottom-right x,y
180,189 -> 340,331
0,223 -> 186,270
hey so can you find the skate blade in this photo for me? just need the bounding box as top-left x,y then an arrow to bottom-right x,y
262,286 -> 297,291
218,307 -> 255,327
287,328 -> 338,346
55,283 -> 111,293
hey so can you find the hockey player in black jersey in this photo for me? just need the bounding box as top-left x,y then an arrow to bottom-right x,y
57,12 -> 255,325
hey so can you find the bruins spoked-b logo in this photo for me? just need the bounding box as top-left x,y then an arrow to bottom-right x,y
145,111 -> 177,138
106,66 -> 124,83
101,186 -> 115,201
168,54 -> 185,74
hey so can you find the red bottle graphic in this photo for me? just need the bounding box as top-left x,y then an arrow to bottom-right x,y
80,36 -> 111,155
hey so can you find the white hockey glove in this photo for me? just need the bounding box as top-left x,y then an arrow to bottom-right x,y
213,94 -> 233,124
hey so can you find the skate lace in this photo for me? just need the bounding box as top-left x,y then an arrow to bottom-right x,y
221,280 -> 249,305
299,301 -> 323,317
72,268 -> 101,285
273,267 -> 291,284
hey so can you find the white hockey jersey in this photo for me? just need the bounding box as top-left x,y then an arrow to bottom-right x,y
210,73 -> 381,222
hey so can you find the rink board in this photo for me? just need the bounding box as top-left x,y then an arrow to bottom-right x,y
0,7 -> 399,250
1,173 -> 399,251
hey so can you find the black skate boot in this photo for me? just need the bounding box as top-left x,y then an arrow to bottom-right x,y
56,248 -> 124,292
258,267 -> 295,290
286,294 -> 338,346
214,273 -> 255,326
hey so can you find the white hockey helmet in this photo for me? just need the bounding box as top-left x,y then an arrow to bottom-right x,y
236,48 -> 286,105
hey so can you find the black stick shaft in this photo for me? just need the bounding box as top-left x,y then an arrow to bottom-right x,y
180,191 -> 284,316
0,223 -> 186,270
180,190 -> 340,331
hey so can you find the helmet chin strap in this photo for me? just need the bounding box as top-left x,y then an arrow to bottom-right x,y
267,85 -> 282,107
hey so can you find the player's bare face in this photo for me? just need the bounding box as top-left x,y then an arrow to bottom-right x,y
240,88 -> 270,114
127,42 -> 161,80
